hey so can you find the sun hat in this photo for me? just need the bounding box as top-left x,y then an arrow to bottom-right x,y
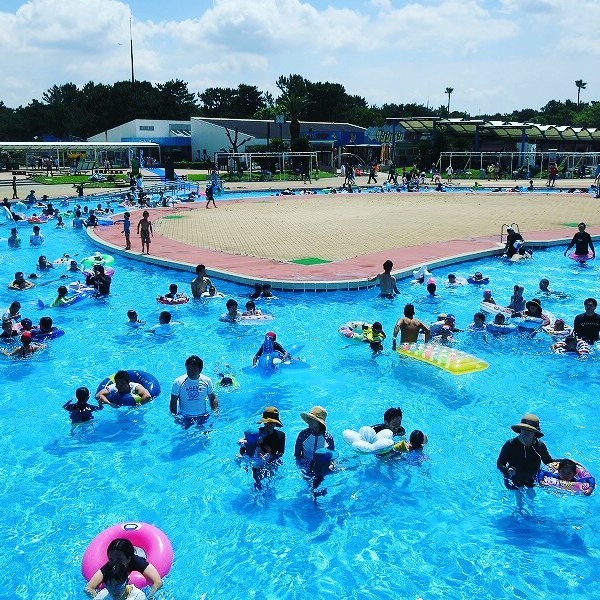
507,226 -> 514,232
445,314 -> 456,322
437,313 -> 447,321
554,318 -> 564,326
526,299 -> 541,311
301,406 -> 328,427
511,413 -> 543,437
257,406 -> 283,427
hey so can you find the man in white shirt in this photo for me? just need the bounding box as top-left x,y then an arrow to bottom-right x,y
170,355 -> 218,425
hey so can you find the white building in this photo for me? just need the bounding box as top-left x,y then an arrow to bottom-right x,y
88,119 -> 191,160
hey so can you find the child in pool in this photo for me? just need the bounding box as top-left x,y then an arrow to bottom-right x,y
468,312 -> 486,331
393,429 -> 428,454
557,458 -> 593,496
242,300 -> 262,316
63,386 -> 102,425
164,283 -> 183,300
126,310 -> 145,328
494,313 -> 506,326
482,289 -> 496,305
364,321 -> 386,352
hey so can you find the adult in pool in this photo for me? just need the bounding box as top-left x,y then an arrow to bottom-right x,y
294,406 -> 335,464
85,538 -> 162,599
96,371 -> 152,408
170,355 -> 219,425
503,227 -> 525,259
496,413 -> 554,489
391,303 -> 430,350
369,259 -> 400,298
371,407 -> 406,437
190,264 -> 212,298
573,297 -> 600,344
8,271 -> 35,291
564,222 -> 595,259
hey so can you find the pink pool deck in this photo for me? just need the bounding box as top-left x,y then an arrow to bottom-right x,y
88,203 -> 600,291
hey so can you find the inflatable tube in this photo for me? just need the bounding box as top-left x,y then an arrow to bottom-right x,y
396,343 -> 489,375
486,322 -> 518,334
31,327 -> 65,340
480,302 -> 513,318
543,324 -> 573,338
52,256 -> 72,267
95,218 -> 114,226
81,253 -> 115,268
513,312 -> 552,330
467,276 -> 489,285
96,369 -> 161,403
552,340 -> 591,356
83,267 -> 115,278
342,426 -> 394,455
569,251 -> 594,263
338,321 -> 370,342
27,217 -> 48,224
81,522 -> 173,589
239,313 -> 274,325
536,462 -> 595,495
201,291 -> 224,299
157,295 -> 189,305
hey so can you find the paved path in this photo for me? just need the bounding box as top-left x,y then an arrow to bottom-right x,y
89,188 -> 600,290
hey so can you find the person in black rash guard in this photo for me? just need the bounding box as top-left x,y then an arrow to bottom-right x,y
504,227 -> 525,258
372,407 -> 406,437
497,413 -> 554,489
564,222 -> 595,258
84,538 -> 163,599
573,297 -> 600,344
252,331 -> 288,366
86,264 -> 111,296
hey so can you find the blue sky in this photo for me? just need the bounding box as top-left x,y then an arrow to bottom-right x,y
1,0 -> 599,118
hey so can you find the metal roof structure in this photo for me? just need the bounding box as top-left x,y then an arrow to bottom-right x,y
0,141 -> 160,151
193,117 -> 365,139
389,118 -> 600,142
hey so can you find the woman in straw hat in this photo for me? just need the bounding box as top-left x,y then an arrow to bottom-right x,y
496,413 -> 555,489
294,406 -> 335,463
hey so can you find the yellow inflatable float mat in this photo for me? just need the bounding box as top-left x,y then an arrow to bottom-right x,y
395,343 -> 489,375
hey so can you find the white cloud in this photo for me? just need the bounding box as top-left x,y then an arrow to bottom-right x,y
0,0 -> 598,115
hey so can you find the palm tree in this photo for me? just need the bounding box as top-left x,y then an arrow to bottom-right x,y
279,93 -> 310,140
575,79 -> 587,105
445,87 -> 454,114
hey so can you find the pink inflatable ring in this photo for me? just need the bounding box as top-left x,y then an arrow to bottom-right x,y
81,522 -> 173,589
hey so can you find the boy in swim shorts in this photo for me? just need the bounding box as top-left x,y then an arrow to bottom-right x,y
136,210 -> 153,254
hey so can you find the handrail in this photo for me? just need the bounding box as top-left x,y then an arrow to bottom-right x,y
500,222 -> 519,243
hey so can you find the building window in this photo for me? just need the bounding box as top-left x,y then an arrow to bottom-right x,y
139,125 -> 155,131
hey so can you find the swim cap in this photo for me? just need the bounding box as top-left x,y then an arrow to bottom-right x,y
266,331 -> 276,340
21,331 -> 33,342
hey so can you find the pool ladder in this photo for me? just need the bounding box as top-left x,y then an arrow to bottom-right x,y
500,223 -> 519,243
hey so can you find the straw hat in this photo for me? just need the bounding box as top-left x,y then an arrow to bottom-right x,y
301,406 -> 327,427
257,406 -> 283,427
511,413 -> 544,437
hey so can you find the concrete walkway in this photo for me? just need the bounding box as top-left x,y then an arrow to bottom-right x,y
89,188 -> 600,291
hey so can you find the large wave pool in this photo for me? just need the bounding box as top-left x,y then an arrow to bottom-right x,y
1,203 -> 599,599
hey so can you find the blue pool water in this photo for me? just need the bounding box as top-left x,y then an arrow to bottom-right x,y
1,205 -> 599,599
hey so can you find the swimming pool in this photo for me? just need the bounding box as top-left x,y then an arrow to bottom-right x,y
1,208 -> 599,599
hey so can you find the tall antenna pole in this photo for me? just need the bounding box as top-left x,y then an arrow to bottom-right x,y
129,18 -> 135,104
